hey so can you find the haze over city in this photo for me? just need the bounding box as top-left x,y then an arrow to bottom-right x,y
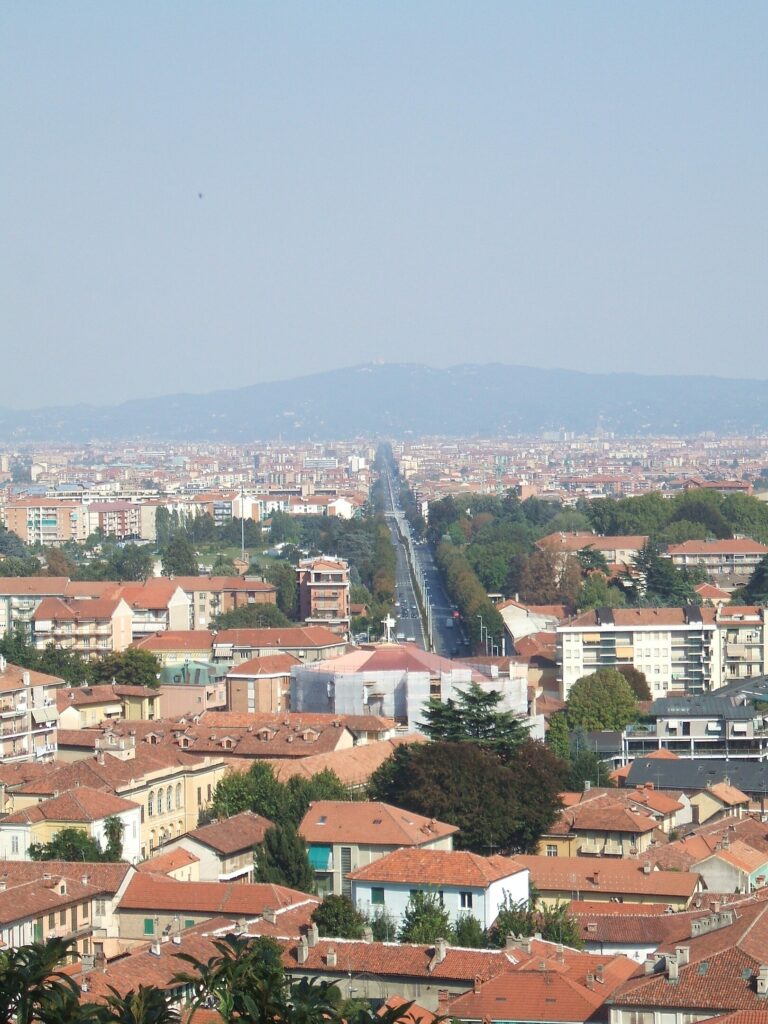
3,2 -> 767,409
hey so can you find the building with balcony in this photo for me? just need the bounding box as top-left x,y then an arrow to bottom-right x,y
0,656 -> 63,763
171,575 -> 276,629
666,538 -> 768,581
296,557 -> 350,638
623,693 -> 768,763
4,499 -> 89,545
30,596 -> 133,657
557,606 -> 721,698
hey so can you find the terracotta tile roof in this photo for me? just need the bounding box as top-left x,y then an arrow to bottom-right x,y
377,996 -> 437,1024
349,849 -> 525,887
0,859 -> 133,894
708,782 -> 751,806
133,631 -> 214,653
183,811 -> 274,854
515,855 -> 701,900
172,576 -> 275,594
269,735 -> 427,787
2,786 -> 137,824
0,661 -> 65,692
566,607 -> 717,628
614,946 -> 768,1011
225,654 -> 301,677
214,627 -> 343,649
118,875 -> 317,916
299,801 -> 458,846
56,683 -> 157,710
0,577 -> 69,595
136,848 -> 199,875
281,937 -> 517,982
118,579 -> 185,610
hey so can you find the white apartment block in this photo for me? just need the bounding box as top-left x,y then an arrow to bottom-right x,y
558,605 -> 768,698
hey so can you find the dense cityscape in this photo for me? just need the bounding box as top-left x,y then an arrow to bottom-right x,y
1,433 -> 768,1020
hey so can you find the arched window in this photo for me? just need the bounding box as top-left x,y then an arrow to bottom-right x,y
176,783 -> 182,808
157,789 -> 163,815
147,791 -> 154,817
166,785 -> 173,811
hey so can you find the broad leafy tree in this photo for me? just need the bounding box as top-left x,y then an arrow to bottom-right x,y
30,828 -> 107,863
617,664 -> 652,701
369,740 -> 566,855
566,668 -> 639,731
92,649 -> 161,689
213,604 -> 293,629
398,891 -> 453,944
161,536 -> 198,577
311,895 -> 366,939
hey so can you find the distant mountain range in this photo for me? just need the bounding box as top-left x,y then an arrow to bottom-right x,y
1,363 -> 767,442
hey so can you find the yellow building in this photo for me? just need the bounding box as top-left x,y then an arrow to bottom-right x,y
9,743 -> 227,860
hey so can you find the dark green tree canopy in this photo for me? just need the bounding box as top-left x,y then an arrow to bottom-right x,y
419,683 -> 528,762
311,895 -> 366,940
213,604 -> 293,630
92,648 -> 162,689
254,824 -> 315,893
29,828 -> 116,863
369,739 -> 565,855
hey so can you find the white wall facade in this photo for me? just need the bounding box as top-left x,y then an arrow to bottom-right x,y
351,870 -> 529,931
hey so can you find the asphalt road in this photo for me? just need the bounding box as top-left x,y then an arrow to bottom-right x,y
380,463 -> 470,658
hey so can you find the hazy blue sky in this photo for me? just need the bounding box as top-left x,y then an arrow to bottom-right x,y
2,2 -> 767,409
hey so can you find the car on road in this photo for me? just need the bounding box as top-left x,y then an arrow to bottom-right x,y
406,635 -> 416,643
396,632 -> 406,641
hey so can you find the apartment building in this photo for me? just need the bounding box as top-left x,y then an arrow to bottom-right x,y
4,499 -> 89,545
171,575 -> 276,629
86,501 -> 142,540
30,596 -> 133,657
666,538 -> 768,580
558,605 -> 768,698
296,557 -> 350,637
0,577 -> 72,635
558,606 -> 720,697
0,657 -> 63,763
537,531 -> 648,569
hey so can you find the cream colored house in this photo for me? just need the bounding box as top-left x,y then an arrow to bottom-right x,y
0,787 -> 141,863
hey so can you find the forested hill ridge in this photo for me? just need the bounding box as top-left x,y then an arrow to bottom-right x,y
3,362 -> 768,442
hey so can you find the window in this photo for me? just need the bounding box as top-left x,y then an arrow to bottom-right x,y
94,899 -> 106,916
546,844 -> 558,857
147,792 -> 154,817
371,888 -> 385,906
81,902 -> 89,920
143,918 -> 154,936
460,891 -> 473,909
197,787 -> 202,806
157,790 -> 163,815
176,783 -> 182,808
185,919 -> 195,929
167,786 -> 173,811
60,911 -> 66,926
48,913 -> 55,929
11,835 -> 18,854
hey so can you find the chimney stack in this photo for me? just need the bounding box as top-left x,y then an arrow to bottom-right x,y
326,947 -> 337,967
263,907 -> 277,925
363,926 -> 373,944
297,937 -> 308,965
757,965 -> 768,996
307,922 -> 319,948
667,956 -> 679,982
676,946 -> 690,966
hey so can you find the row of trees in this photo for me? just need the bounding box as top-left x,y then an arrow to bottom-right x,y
0,630 -> 162,688
311,888 -> 581,949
